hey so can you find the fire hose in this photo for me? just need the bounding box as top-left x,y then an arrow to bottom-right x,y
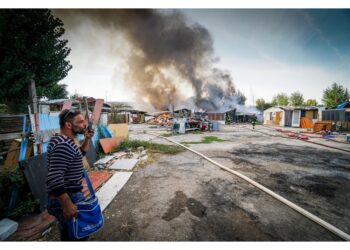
262,125 -> 350,145
147,132 -> 350,241
248,126 -> 350,154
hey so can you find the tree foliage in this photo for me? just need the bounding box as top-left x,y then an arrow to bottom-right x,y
322,83 -> 349,108
0,10 -> 72,113
289,91 -> 304,106
256,98 -> 272,111
304,99 -> 318,107
272,93 -> 289,106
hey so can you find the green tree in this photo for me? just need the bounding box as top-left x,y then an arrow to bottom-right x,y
38,83 -> 69,100
304,99 -> 318,107
289,91 -> 304,106
0,10 -> 72,113
255,98 -> 272,111
69,91 -> 83,100
322,83 -> 349,108
272,93 -> 289,106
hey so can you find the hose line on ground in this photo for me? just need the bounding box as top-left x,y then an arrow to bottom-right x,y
147,132 -> 350,241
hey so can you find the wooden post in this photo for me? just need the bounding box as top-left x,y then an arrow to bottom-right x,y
28,80 -> 41,154
28,79 -> 38,114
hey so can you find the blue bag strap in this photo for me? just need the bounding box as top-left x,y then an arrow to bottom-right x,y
83,169 -> 95,198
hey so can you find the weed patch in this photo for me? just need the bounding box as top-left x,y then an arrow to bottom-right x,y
114,140 -> 185,155
181,136 -> 225,144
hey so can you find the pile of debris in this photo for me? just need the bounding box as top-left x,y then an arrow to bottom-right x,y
146,111 -> 173,126
93,147 -> 147,171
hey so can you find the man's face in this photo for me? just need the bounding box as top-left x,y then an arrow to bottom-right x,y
69,114 -> 86,135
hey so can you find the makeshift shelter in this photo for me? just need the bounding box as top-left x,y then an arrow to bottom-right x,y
109,109 -> 146,124
322,100 -> 350,131
264,106 -> 319,128
264,107 -> 288,126
207,112 -> 225,124
234,112 -> 257,123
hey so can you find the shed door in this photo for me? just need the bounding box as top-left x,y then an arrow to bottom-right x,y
292,110 -> 301,127
275,112 -> 281,125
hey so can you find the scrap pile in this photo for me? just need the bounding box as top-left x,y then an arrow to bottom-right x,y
145,108 -> 222,133
0,96 -> 132,240
146,111 -> 173,126
93,147 -> 147,171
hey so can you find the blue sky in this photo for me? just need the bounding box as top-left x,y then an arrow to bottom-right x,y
59,9 -> 350,106
182,9 -> 350,104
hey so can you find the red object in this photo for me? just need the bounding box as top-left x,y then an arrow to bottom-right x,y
61,99 -> 73,111
82,170 -> 113,197
99,136 -> 125,154
10,211 -> 56,241
92,99 -> 104,125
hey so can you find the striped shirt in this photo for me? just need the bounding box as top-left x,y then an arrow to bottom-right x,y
46,134 -> 86,197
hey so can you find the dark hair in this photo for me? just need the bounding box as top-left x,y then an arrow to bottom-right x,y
59,109 -> 82,129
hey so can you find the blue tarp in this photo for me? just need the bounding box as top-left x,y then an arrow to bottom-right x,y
99,125 -> 113,138
337,100 -> 349,109
35,114 -> 114,150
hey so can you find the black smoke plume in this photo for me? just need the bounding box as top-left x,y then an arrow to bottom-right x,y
54,9 -> 242,111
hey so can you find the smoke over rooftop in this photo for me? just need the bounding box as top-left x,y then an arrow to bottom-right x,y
54,9 -> 244,111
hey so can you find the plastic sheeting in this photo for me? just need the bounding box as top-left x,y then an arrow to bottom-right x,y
38,114 -> 59,153
337,100 -> 349,109
19,153 -> 48,211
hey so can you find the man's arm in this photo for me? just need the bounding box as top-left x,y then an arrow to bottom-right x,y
81,128 -> 95,153
55,193 -> 78,220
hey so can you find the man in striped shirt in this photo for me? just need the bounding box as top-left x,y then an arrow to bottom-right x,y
46,109 -> 94,241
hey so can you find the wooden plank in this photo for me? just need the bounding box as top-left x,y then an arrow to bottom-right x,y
4,140 -> 21,170
4,139 -> 33,170
92,99 -> 104,125
95,172 -> 133,212
99,136 -> 125,154
61,99 -> 73,111
108,123 -> 129,139
0,132 -> 22,141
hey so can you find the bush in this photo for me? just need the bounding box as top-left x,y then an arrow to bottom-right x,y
0,170 -> 40,219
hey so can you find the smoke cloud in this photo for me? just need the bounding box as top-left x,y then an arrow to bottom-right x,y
54,9 -> 243,111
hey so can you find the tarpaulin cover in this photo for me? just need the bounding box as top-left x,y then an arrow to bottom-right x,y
19,153 -> 48,211
337,100 -> 349,109
301,117 -> 313,129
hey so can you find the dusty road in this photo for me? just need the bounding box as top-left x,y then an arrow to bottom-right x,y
43,124 -> 350,241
